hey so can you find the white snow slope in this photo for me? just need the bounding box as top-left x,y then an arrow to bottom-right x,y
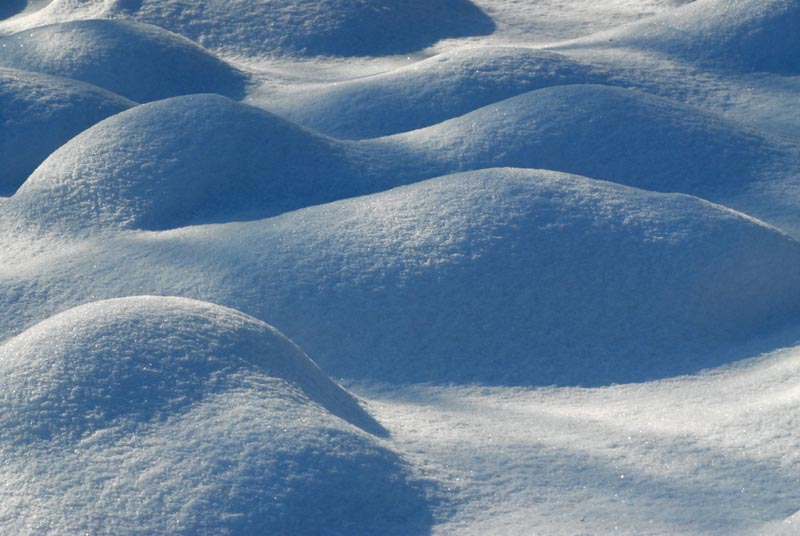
2,0 -> 800,534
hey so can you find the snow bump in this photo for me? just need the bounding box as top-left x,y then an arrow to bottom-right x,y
274,46 -> 606,138
391,84 -> 794,200
577,0 -> 800,73
0,67 -> 133,196
3,94 -> 374,233
0,19 -> 248,102
0,296 -> 431,535
111,0 -> 496,57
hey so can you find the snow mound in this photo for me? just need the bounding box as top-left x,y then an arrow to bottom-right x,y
274,47 -> 605,138
0,67 -> 133,196
0,296 -> 432,534
392,84 -> 791,199
0,19 -> 248,102
211,168 -> 800,385
575,0 -> 800,74
6,169 -> 800,386
29,0 -> 495,57
4,93 -> 378,233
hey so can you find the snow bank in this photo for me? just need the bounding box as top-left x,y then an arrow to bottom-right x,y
574,0 -> 800,74
273,47 -> 605,138
0,67 -> 133,195
26,0 -> 494,57
0,296 -> 430,534
391,84 -> 794,199
0,19 -> 248,102
199,168 -> 800,385
5,169 -> 800,386
9,83 -> 792,236
3,93 -> 385,232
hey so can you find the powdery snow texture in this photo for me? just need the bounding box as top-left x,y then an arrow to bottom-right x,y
0,19 -> 248,102
0,67 -> 133,195
574,0 -> 800,73
19,0 -> 494,57
1,0 -> 800,534
271,47 -> 607,139
0,297 -> 430,535
3,94 -> 380,232
3,169 -> 800,386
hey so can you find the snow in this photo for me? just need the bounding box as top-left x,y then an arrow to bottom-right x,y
12,0 -> 495,57
0,297 -> 429,534
0,0 -> 26,20
3,167 -> 800,387
0,19 -> 248,102
2,0 -> 800,534
569,0 -> 800,74
389,84 -> 798,199
0,67 -> 133,195
268,47 -> 607,139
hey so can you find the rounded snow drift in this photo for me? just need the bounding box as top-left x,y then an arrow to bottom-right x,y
276,47 -> 606,138
0,19 -> 248,102
579,0 -> 800,74
164,168 -> 800,386
0,296 -> 380,438
5,94 -> 367,233
0,297 -> 432,534
0,67 -> 134,195
393,84 -> 792,199
111,0 -> 496,57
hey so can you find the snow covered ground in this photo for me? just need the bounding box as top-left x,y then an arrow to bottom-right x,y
1,0 -> 799,534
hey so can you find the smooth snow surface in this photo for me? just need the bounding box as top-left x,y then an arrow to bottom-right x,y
572,0 -> 800,74
270,47 -> 607,139
0,297 -> 430,534
3,168 -> 800,385
0,19 -> 248,101
390,84 -> 799,201
0,67 -> 134,195
18,0 -> 495,57
0,0 -> 26,20
3,94 -> 382,232
3,0 -> 800,534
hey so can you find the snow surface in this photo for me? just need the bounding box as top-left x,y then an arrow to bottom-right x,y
0,19 -> 248,102
569,0 -> 800,74
4,168 -> 800,387
0,297 -> 430,534
9,0 -> 495,57
0,66 -> 133,195
2,93 -> 382,232
268,47 -> 608,139
2,0 -> 800,534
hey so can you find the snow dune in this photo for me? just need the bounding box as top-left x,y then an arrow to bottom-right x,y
4,169 -> 800,386
389,84 -> 796,201
25,0 -> 495,57
0,296 -> 430,535
0,67 -> 133,195
271,47 -> 606,139
0,19 -> 248,102
2,0 -> 800,533
12,84 -> 797,236
2,93 -> 390,233
573,0 -> 800,74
